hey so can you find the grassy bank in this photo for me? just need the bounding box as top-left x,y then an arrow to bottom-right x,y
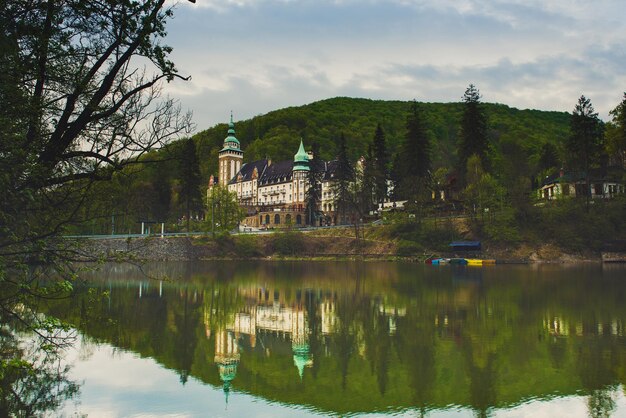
188,196 -> 625,262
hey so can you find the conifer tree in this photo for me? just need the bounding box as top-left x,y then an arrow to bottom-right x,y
305,142 -> 323,226
394,100 -> 431,200
179,138 -> 203,231
333,133 -> 354,225
458,84 -> 489,186
358,144 -> 376,214
372,124 -> 389,205
566,95 -> 604,208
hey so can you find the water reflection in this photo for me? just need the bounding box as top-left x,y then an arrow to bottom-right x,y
46,262 -> 626,417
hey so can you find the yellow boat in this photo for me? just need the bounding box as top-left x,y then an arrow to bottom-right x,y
466,258 -> 484,266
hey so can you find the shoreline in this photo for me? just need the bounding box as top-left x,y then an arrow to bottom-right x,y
70,235 -> 625,264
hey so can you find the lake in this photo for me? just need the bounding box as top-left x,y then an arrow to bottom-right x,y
39,261 -> 626,417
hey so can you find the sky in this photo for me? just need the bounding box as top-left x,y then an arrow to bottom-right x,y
161,0 -> 626,131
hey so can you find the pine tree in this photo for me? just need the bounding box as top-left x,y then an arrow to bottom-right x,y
566,95 -> 604,208
305,142 -> 323,226
372,124 -> 389,205
333,133 -> 354,225
394,100 -> 431,200
179,138 -> 203,231
458,84 -> 489,186
358,144 -> 376,214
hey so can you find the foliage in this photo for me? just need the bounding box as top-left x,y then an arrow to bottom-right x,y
271,231 -> 306,256
178,138 -> 203,231
606,92 -> 626,168
396,240 -> 423,256
393,100 -> 431,200
463,155 -> 505,218
0,2 -> 191,411
0,0 -> 191,279
332,133 -> 355,225
458,84 -> 490,185
529,197 -> 626,251
191,97 -> 570,186
372,124 -> 389,204
566,95 -> 605,174
305,142 -> 323,226
234,235 -> 263,258
205,185 -> 245,234
37,262 -> 626,415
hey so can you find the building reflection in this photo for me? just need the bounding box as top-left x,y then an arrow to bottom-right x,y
206,285 -> 407,399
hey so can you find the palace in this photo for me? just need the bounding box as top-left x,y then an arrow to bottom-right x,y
210,115 -> 339,228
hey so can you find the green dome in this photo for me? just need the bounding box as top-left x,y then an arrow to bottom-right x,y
292,342 -> 313,379
223,113 -> 240,148
293,139 -> 310,171
218,362 -> 238,383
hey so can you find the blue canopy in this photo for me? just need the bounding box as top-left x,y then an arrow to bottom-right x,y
449,241 -> 481,251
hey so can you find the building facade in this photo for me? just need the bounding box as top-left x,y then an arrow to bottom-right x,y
211,117 -> 338,228
538,169 -> 626,201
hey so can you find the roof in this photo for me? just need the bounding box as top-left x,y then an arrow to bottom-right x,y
541,168 -> 626,187
449,241 -> 481,249
228,159 -> 268,185
293,140 -> 310,171
221,114 -> 240,151
260,160 -> 294,185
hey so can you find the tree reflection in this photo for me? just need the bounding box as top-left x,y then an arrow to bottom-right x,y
587,388 -> 616,418
32,262 -> 626,416
0,326 -> 79,417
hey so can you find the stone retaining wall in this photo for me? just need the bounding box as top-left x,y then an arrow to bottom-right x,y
76,236 -> 212,261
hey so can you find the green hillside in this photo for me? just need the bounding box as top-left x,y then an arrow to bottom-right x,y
64,97 -> 576,236
192,97 -> 571,181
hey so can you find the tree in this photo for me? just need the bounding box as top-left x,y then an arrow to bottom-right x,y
1,0 -> 192,263
538,142 -> 560,173
0,2 -> 192,414
332,133 -> 355,225
566,95 -> 604,209
372,124 -> 389,205
458,84 -> 489,186
606,92 -> 626,168
305,142 -> 323,226
178,138 -> 203,231
356,145 -> 376,215
393,100 -> 431,201
205,185 -> 245,235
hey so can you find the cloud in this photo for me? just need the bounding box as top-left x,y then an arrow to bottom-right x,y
164,0 -> 626,129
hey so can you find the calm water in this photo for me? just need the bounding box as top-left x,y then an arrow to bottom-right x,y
41,261 -> 626,417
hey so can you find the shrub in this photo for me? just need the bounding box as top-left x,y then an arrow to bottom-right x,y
396,240 -> 423,256
271,231 -> 306,256
234,235 -> 263,257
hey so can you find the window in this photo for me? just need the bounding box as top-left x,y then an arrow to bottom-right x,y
594,184 -> 603,196
296,214 -> 302,225
265,214 -> 270,224
286,214 -> 292,224
274,214 -> 281,224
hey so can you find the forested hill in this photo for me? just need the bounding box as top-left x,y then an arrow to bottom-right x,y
192,97 -> 571,181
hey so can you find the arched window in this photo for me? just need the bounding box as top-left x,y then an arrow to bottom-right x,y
265,214 -> 270,225
296,214 -> 302,225
285,214 -> 292,224
259,215 -> 263,224
274,214 -> 281,224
